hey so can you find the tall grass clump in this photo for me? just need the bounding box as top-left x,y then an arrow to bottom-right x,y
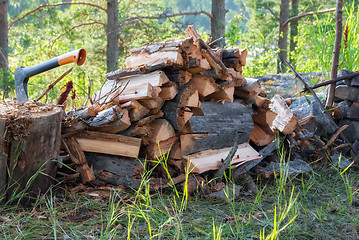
296,3 -> 359,75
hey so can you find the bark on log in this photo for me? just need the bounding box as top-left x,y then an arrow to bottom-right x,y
189,101 -> 253,134
0,103 -> 63,201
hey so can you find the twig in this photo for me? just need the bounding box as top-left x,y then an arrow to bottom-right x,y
281,58 -> 359,162
49,21 -> 105,56
35,67 -> 73,102
323,124 -> 348,150
302,71 -> 359,92
115,11 -> 212,34
213,140 -> 238,180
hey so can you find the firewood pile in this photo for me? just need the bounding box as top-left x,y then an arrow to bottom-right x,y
58,26 -> 305,191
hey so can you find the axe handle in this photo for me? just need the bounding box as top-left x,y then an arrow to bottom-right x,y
23,49 -> 86,79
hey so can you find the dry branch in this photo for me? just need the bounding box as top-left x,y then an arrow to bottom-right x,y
9,2 -> 106,29
36,67 -> 73,102
281,8 -> 336,29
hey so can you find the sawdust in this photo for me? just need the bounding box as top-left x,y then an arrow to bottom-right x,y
0,100 -> 56,142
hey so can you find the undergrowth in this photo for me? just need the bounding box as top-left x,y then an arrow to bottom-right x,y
0,145 -> 358,239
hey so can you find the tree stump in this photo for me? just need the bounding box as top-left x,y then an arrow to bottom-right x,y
0,101 -> 63,202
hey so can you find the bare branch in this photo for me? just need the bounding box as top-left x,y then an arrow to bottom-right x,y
49,21 -> 106,55
264,4 -> 279,21
35,67 -> 73,102
281,8 -> 336,30
117,11 -> 212,33
8,2 -> 106,29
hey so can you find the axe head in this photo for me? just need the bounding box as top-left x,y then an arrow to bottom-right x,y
15,67 -> 29,104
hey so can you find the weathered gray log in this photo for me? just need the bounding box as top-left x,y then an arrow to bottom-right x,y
189,101 -> 253,133
181,132 -> 250,156
233,140 -> 277,178
162,84 -> 198,131
85,152 -> 144,178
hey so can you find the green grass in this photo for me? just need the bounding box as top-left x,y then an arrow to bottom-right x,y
0,164 -> 358,239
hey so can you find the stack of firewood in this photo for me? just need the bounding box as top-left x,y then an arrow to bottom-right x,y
60,26 -> 300,188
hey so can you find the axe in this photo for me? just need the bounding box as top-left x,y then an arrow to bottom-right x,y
15,49 -> 86,104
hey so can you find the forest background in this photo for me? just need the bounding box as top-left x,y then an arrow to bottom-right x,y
0,0 -> 358,105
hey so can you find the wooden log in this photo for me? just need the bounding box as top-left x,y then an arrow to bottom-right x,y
189,101 -> 253,134
62,136 -> 96,183
76,131 -> 142,158
86,152 -> 144,178
220,48 -> 248,66
139,96 -> 165,112
146,136 -> 179,159
149,119 -> 176,144
250,123 -> 275,146
163,70 -> 192,86
205,86 -> 234,103
180,132 -> 250,156
266,94 -> 298,135
188,57 -> 211,73
234,77 -> 262,99
126,49 -> 185,69
184,143 -> 261,174
92,113 -> 131,134
0,103 -> 64,200
121,100 -> 150,122
222,57 -> 241,72
159,82 -> 178,100
130,37 -> 196,55
162,84 -> 200,131
94,71 -> 169,104
189,74 -> 218,97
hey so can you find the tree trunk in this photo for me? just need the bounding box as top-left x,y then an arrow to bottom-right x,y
0,0 -> 8,85
325,0 -> 343,108
277,0 -> 290,73
290,0 -> 298,66
211,0 -> 226,48
106,0 -> 119,73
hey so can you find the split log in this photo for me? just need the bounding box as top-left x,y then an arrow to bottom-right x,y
219,48 -> 248,66
130,37 -> 196,55
0,103 -> 63,200
163,70 -> 192,86
126,45 -> 186,69
205,86 -> 234,103
62,136 -> 95,183
88,107 -> 131,133
94,70 -> 169,104
76,131 -> 142,158
188,56 -> 211,73
184,143 -> 261,174
189,74 -> 218,97
250,123 -> 275,146
149,119 -> 176,144
159,82 -> 178,100
234,77 -> 262,100
146,136 -> 179,159
121,100 -> 150,122
162,84 -> 200,131
266,94 -> 298,135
